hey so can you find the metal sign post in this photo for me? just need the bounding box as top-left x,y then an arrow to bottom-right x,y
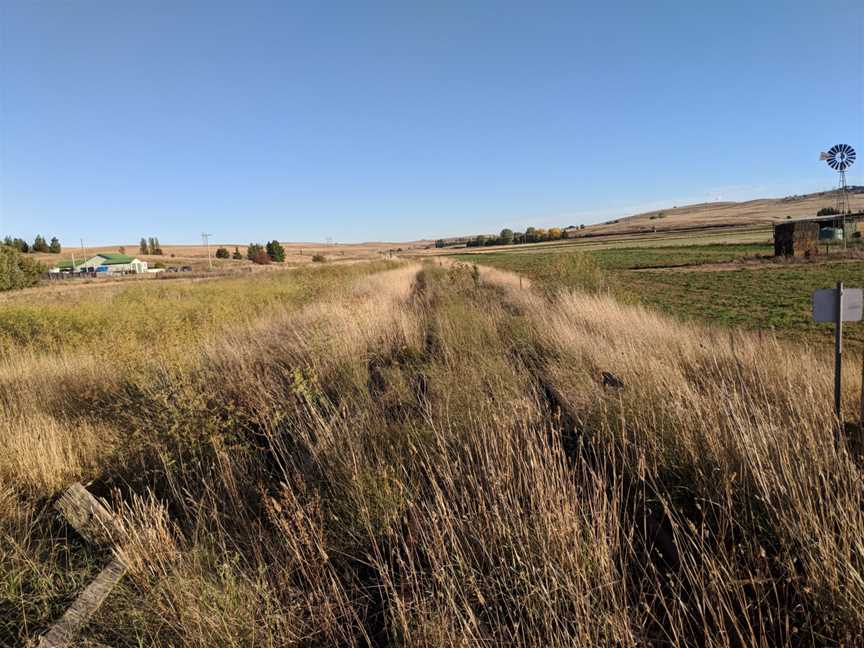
835,282 -> 843,417
813,283 -> 863,420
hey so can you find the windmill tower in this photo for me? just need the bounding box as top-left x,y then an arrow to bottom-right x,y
820,144 -> 856,214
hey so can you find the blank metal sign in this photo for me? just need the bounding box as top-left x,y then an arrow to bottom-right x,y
813,288 -> 864,322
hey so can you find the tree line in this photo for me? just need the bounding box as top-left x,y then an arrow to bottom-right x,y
135,237 -> 287,264
210,241 -> 287,263
2,235 -> 62,253
435,225 -> 584,249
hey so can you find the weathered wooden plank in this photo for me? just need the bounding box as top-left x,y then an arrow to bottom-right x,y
37,557 -> 127,648
55,482 -> 118,546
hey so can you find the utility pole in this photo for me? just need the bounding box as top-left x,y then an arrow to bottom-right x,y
202,233 -> 213,270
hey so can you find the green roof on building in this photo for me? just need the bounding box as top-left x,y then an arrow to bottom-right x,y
54,253 -> 139,270
56,260 -> 85,269
95,253 -> 136,265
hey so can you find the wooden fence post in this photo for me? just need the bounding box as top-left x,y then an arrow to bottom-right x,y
36,483 -> 127,648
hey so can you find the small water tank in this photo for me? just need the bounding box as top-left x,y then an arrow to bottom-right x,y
819,227 -> 844,241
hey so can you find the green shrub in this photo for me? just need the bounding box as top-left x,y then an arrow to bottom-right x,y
0,246 -> 44,291
312,254 -> 326,263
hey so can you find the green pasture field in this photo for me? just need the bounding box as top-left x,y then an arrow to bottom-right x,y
458,242 -> 772,272
624,262 -> 864,346
456,242 -> 864,346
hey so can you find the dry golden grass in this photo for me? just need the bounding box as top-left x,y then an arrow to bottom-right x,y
2,258 -> 863,646
31,240 -> 432,273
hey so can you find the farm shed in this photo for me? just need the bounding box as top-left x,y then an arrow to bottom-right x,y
51,253 -> 148,275
773,213 -> 864,257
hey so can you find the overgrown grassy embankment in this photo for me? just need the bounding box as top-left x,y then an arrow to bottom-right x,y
3,259 -> 863,645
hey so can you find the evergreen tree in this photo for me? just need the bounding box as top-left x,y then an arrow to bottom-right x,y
232,247 -> 243,260
49,237 -> 61,253
247,243 -> 264,260
140,238 -> 149,255
147,237 -> 163,255
33,235 -> 49,252
3,236 -> 12,247
266,240 -> 285,262
215,247 -> 230,259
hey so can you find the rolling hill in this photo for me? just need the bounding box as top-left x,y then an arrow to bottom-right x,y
581,187 -> 864,236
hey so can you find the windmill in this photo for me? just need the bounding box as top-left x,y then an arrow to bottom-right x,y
820,144 -> 856,214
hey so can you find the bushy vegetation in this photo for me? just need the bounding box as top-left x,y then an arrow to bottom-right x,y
214,247 -> 230,259
0,261 -> 397,357
0,245 -> 45,291
3,259 -> 863,646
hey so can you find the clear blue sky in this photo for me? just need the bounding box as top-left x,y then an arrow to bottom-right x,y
1,1 -> 862,245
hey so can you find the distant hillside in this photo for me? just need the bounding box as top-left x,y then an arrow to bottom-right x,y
580,187 -> 864,237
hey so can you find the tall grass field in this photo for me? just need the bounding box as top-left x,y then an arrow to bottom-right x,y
2,259 -> 863,646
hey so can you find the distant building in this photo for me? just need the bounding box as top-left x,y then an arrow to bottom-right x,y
773,213 -> 864,257
51,253 -> 148,274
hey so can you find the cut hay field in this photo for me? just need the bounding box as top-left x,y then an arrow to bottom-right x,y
3,258 -> 864,646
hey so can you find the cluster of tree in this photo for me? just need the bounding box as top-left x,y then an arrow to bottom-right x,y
437,226 -> 585,249
817,207 -> 841,216
2,235 -> 61,253
139,237 -> 163,255
461,226 -> 579,248
0,246 -> 45,291
246,240 -> 285,264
